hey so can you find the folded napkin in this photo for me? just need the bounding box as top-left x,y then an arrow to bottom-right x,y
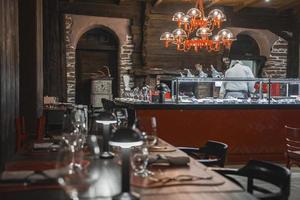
148,154 -> 190,166
0,168 -> 65,182
33,142 -> 53,149
33,142 -> 60,152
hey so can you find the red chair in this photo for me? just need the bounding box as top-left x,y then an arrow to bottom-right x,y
36,115 -> 46,141
15,117 -> 27,152
16,116 -> 46,151
285,125 -> 300,168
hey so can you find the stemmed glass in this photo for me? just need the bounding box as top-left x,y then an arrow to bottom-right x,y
56,136 -> 99,200
131,116 -> 157,177
61,105 -> 87,170
71,105 -> 88,137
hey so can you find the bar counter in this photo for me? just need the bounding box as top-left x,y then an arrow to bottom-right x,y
116,99 -> 300,163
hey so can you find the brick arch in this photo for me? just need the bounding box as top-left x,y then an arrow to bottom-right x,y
64,14 -> 134,103
75,25 -> 120,50
225,27 -> 287,78
263,37 -> 288,78
226,27 -> 280,59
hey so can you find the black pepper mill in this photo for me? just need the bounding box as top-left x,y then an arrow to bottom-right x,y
155,83 -> 169,103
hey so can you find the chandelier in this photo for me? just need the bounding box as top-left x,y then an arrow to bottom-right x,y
160,0 -> 236,52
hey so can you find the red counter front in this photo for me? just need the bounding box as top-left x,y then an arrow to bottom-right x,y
135,107 -> 300,163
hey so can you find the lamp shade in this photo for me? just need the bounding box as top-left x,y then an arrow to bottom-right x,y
208,9 -> 226,21
187,8 -> 202,18
172,12 -> 185,21
95,111 -> 117,125
160,32 -> 174,41
109,128 -> 143,148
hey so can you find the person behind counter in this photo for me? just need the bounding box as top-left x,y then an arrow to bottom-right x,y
220,60 -> 255,99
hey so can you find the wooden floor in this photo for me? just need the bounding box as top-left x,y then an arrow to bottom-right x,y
226,165 -> 300,200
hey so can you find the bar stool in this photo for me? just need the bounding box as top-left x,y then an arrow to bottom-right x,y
284,125 -> 300,168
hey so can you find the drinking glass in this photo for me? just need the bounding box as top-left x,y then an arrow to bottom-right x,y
61,131 -> 85,170
131,116 -> 158,177
56,143 -> 96,200
138,116 -> 158,147
71,105 -> 88,137
131,146 -> 150,177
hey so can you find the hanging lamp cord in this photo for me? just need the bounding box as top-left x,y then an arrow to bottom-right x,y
196,0 -> 205,15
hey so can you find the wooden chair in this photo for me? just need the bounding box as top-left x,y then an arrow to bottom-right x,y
101,98 -> 128,127
15,116 -> 27,152
214,160 -> 291,200
36,115 -> 46,141
178,140 -> 228,167
284,125 -> 300,168
16,116 -> 46,151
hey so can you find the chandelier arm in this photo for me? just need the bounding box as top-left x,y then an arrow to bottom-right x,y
196,0 -> 205,15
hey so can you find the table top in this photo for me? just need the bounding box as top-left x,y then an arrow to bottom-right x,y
0,139 -> 257,200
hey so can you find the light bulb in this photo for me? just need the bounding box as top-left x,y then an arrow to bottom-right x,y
187,8 -> 201,18
172,28 -> 187,39
172,12 -> 185,21
160,32 -> 174,41
208,9 -> 226,21
182,15 -> 190,23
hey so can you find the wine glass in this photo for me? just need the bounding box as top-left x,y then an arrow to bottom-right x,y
132,116 -> 158,177
56,142 -> 97,200
71,105 -> 88,136
131,145 -> 150,177
138,116 -> 158,147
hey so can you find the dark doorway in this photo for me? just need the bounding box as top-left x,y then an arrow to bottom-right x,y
75,27 -> 118,105
229,34 -> 260,59
229,34 -> 265,77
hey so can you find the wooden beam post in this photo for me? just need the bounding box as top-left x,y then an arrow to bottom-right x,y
234,0 -> 261,12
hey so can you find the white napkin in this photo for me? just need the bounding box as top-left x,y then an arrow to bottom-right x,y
33,142 -> 53,149
1,168 -> 67,181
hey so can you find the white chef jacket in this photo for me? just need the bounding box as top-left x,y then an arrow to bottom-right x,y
220,61 -> 255,98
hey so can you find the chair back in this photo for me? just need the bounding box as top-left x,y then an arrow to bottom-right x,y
284,125 -> 300,168
201,140 -> 228,167
101,98 -> 128,127
15,116 -> 27,152
239,160 -> 291,200
101,98 -> 115,113
36,115 -> 46,141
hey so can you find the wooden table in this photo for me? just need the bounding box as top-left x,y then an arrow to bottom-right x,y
0,139 -> 257,200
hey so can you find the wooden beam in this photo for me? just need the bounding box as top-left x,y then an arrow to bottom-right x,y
234,0 -> 261,12
152,0 -> 163,7
206,0 -> 222,8
278,0 -> 300,12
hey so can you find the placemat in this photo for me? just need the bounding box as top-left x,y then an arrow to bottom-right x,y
131,160 -> 224,188
149,145 -> 177,152
131,172 -> 224,188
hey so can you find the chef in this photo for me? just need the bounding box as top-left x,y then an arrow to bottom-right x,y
220,60 -> 255,99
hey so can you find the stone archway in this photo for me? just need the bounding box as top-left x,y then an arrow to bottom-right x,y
64,14 -> 134,103
226,27 -> 287,78
226,27 -> 278,59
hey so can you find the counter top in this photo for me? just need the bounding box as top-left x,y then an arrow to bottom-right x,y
115,99 -> 300,110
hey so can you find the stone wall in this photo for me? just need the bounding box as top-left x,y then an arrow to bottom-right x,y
64,14 -> 133,103
263,37 -> 288,78
120,35 -> 134,94
64,15 -> 76,103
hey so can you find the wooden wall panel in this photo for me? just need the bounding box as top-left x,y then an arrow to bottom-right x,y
0,0 -> 19,169
19,0 -> 43,134
43,0 -> 65,99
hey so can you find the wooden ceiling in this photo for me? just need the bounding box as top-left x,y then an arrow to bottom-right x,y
156,0 -> 300,12
208,0 -> 300,12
